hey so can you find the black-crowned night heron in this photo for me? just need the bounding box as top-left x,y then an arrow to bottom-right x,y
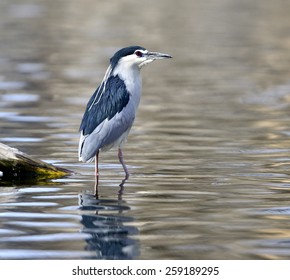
78,46 -> 172,186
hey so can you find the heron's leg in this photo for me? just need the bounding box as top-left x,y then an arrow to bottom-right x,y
94,150 -> 99,197
118,148 -> 129,180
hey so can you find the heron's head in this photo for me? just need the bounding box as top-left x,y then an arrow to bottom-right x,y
110,46 -> 172,71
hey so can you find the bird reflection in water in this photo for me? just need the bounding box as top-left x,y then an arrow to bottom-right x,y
78,188 -> 138,259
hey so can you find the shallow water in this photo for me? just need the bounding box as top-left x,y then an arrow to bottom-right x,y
1,0 -> 290,259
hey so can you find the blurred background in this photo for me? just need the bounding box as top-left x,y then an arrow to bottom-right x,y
1,0 -> 290,259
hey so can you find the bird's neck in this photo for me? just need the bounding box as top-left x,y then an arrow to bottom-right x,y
113,64 -> 142,104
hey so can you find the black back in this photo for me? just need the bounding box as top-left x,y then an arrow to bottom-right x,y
80,75 -> 130,135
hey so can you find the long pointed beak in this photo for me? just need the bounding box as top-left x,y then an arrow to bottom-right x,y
147,51 -> 172,60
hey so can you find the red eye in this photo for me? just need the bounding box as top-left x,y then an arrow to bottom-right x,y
135,50 -> 143,57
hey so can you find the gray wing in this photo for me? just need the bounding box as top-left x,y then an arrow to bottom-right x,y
78,75 -> 135,162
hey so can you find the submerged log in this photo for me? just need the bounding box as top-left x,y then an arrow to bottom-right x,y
0,142 -> 72,181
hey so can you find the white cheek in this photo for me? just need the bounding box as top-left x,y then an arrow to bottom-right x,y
139,59 -> 154,68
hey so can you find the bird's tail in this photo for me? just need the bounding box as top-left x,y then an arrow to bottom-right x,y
78,132 -> 86,162
78,132 -> 97,163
